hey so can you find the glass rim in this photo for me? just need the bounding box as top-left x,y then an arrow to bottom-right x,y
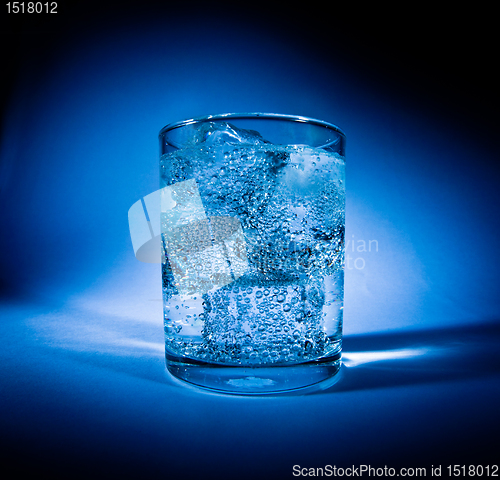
158,112 -> 346,149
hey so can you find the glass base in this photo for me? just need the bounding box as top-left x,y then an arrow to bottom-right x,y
166,351 -> 342,395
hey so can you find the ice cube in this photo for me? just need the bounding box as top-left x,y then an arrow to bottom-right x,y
161,179 -> 249,296
161,126 -> 297,282
189,121 -> 270,146
245,148 -> 345,278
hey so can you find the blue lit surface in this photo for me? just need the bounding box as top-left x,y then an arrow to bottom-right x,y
1,5 -> 499,478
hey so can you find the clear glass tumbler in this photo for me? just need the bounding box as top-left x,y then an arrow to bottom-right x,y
159,113 -> 346,394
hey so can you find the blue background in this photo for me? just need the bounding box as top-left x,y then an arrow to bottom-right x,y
1,2 -> 499,478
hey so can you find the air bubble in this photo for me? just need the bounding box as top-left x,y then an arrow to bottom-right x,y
161,142 -> 345,366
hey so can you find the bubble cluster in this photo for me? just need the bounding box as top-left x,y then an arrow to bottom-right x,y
161,134 -> 345,366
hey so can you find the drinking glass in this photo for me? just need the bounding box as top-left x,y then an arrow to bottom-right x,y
159,113 -> 346,394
